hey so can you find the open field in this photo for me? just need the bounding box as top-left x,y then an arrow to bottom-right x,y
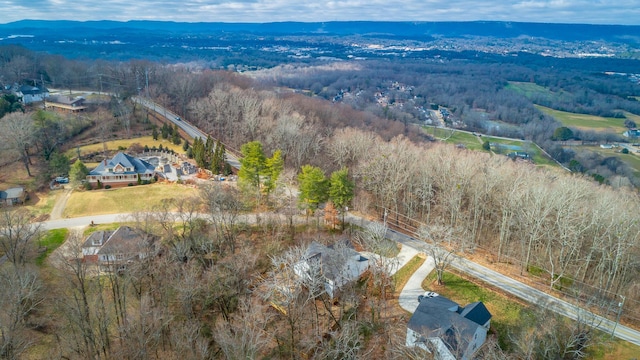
66,135 -> 186,159
585,145 -> 640,174
63,183 -> 199,217
506,81 -> 572,103
424,126 -> 559,168
535,105 -> 627,133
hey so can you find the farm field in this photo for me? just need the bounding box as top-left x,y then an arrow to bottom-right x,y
506,81 -> 573,103
585,145 -> 640,174
425,126 -> 558,168
535,105 -> 627,133
63,182 -> 199,217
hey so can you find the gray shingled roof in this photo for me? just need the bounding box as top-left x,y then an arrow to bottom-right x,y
89,152 -> 155,176
408,295 -> 491,356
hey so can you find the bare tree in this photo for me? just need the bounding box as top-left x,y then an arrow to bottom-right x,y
214,300 -> 272,359
418,224 -> 458,286
0,266 -> 44,360
200,183 -> 243,255
0,208 -> 41,268
0,112 -> 36,176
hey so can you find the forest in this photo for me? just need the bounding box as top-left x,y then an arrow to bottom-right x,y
1,42 -> 640,359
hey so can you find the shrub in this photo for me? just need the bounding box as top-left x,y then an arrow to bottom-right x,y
96,180 -> 103,189
128,183 -> 134,186
84,182 -> 93,190
105,185 -> 111,189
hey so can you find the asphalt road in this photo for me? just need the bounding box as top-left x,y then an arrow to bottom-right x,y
133,97 -> 241,169
344,214 -> 640,346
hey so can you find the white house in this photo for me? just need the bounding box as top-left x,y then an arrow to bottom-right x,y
406,293 -> 492,360
15,85 -> 49,104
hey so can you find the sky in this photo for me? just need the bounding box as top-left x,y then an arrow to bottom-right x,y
2,0 -> 640,25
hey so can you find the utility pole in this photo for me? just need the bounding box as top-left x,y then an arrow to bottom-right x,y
612,294 -> 626,338
145,68 -> 149,98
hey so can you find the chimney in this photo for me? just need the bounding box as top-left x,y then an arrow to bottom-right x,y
104,159 -> 107,166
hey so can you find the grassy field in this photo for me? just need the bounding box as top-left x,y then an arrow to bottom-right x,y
35,229 -> 69,266
63,183 -> 199,217
586,145 -> 640,173
506,81 -> 572,103
535,105 -> 627,133
425,126 -> 559,168
67,135 -> 186,159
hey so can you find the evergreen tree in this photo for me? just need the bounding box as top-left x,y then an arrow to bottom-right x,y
298,165 -> 329,215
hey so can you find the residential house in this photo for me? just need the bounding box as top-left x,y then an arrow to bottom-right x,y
0,187 -> 27,206
44,95 -> 87,113
294,240 -> 369,298
14,85 -> 49,104
406,293 -> 492,360
81,226 -> 157,270
87,152 -> 155,187
623,129 -> 640,138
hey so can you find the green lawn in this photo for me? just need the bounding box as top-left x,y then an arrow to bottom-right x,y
422,271 -> 529,350
506,81 -> 572,103
535,105 -> 627,133
586,145 -> 640,173
63,183 -> 199,217
35,228 -> 69,266
425,126 -> 559,168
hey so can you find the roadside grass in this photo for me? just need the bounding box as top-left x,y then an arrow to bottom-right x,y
63,183 -> 199,217
28,191 -> 61,218
83,223 -> 126,236
35,228 -> 68,266
67,135 -> 186,159
391,255 -> 425,296
422,271 -> 527,350
535,105 -> 627,133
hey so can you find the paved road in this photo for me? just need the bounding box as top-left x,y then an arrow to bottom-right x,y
344,213 -> 640,346
133,97 -> 241,169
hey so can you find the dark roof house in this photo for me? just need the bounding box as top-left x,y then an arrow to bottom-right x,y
15,85 -> 49,104
406,293 -> 492,360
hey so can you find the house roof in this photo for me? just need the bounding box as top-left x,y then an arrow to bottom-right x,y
17,85 -> 48,95
82,230 -> 114,249
304,240 -> 368,283
89,152 -> 155,176
0,187 -> 25,200
48,95 -> 85,106
459,301 -> 492,326
408,295 -> 491,356
97,226 -> 153,256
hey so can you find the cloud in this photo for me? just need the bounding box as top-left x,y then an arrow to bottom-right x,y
1,0 -> 638,25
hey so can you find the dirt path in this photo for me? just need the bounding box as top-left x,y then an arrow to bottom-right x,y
50,187 -> 72,220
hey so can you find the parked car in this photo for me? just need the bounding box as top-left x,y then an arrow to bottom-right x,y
55,177 -> 69,184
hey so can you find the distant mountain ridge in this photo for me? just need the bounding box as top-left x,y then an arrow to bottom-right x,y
2,20 -> 640,43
